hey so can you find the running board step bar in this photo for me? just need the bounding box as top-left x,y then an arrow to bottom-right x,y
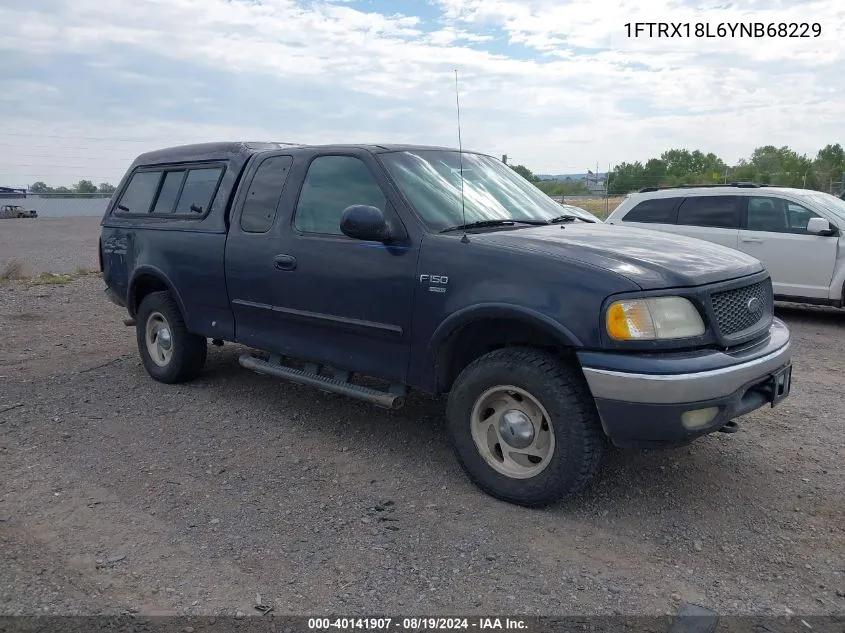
238,354 -> 407,410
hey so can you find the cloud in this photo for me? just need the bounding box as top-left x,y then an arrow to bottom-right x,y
0,0 -> 843,185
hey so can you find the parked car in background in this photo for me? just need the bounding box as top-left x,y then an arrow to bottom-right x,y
0,204 -> 37,219
605,184 -> 845,307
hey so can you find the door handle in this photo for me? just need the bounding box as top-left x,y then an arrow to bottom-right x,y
741,238 -> 763,243
273,254 -> 297,271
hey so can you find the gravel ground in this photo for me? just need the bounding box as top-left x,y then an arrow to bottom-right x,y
1,275 -> 844,618
0,216 -> 101,276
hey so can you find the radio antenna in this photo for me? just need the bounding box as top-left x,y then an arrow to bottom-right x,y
454,69 -> 469,243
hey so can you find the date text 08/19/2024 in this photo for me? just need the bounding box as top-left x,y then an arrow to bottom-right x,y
308,617 -> 528,630
623,22 -> 822,38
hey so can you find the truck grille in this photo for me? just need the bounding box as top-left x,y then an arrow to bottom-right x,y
710,279 -> 772,338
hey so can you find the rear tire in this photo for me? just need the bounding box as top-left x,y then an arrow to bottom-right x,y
136,291 -> 207,384
446,347 -> 604,507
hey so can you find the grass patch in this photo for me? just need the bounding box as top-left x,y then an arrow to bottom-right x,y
563,197 -> 626,220
74,266 -> 102,277
0,259 -> 29,282
29,272 -> 75,286
0,261 -> 100,285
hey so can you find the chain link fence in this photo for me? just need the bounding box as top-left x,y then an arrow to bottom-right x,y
0,193 -> 112,217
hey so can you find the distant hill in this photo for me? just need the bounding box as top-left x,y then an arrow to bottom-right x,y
536,173 -> 607,181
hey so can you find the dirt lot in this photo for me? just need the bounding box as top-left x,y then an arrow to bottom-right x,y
1,275 -> 844,618
0,217 -> 102,277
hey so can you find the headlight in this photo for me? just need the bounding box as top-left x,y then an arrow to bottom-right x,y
606,296 -> 705,341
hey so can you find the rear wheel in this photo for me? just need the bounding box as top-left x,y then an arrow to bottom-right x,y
136,291 -> 207,384
446,347 -> 604,507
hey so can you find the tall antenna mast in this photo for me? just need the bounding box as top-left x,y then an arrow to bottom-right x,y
454,69 -> 469,243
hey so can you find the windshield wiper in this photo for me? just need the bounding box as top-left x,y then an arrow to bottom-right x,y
440,219 -> 547,233
547,214 -> 595,224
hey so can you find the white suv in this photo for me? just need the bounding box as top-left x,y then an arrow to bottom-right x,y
605,184 -> 845,307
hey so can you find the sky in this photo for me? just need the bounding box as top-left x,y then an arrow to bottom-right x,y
1,0 -> 843,187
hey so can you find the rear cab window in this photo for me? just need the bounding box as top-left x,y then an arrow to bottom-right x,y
113,164 -> 225,218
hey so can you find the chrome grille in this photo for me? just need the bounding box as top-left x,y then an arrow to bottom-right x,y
710,279 -> 772,337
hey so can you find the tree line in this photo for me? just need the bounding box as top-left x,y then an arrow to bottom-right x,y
511,144 -> 845,197
508,164 -> 594,196
26,143 -> 845,200
28,180 -> 116,198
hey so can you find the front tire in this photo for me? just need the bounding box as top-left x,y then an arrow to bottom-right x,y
136,291 -> 207,384
446,347 -> 604,507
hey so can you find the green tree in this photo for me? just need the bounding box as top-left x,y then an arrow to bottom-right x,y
730,158 -> 757,183
97,182 -> 116,195
659,149 -> 726,184
607,161 -> 646,194
643,158 -> 667,187
29,181 -> 51,194
813,144 -> 845,189
746,146 -> 815,188
535,179 -> 591,196
510,164 -> 538,182
74,179 -> 98,197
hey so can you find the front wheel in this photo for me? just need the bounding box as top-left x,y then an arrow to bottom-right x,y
446,347 -> 604,507
136,291 -> 207,384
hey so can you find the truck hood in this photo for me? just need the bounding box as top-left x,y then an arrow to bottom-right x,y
470,222 -> 764,289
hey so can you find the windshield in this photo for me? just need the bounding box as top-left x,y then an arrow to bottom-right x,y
378,150 -> 597,230
805,191 -> 845,222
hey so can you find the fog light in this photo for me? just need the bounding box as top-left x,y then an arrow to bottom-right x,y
681,407 -> 719,429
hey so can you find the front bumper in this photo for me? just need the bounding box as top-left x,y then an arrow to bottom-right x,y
578,318 -> 792,448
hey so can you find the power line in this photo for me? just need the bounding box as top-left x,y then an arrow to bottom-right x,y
0,144 -> 143,153
0,131 -> 212,143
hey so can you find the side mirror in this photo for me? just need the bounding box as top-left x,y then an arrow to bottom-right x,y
806,217 -> 836,235
340,205 -> 393,242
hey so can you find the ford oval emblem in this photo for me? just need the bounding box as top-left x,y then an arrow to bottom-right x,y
746,297 -> 761,313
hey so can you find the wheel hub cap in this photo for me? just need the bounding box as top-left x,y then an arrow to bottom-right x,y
498,409 -> 535,449
157,327 -> 172,350
145,311 -> 174,367
469,385 -> 556,480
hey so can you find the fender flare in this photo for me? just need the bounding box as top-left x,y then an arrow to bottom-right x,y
421,302 -> 584,391
127,265 -> 190,323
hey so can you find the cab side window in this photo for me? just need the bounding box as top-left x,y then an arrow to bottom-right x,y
240,156 -> 294,233
676,195 -> 740,229
173,167 -> 223,215
294,156 -> 386,235
114,165 -> 223,216
746,197 -> 821,234
623,197 -> 678,223
115,171 -> 161,215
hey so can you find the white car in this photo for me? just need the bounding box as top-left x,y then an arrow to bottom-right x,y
605,184 -> 845,307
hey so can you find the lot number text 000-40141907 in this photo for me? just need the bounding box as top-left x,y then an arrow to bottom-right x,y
623,22 -> 821,38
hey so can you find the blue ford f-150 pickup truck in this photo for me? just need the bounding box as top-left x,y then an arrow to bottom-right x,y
100,141 -> 793,507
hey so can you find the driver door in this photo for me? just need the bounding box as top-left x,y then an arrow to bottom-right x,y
269,151 -> 420,383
